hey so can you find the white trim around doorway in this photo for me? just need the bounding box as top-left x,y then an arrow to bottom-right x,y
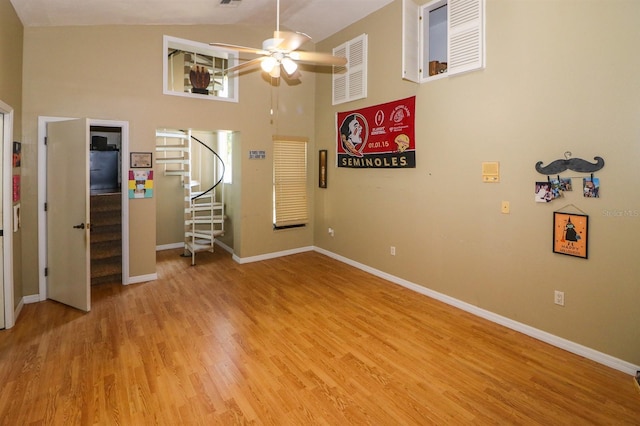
1,100 -> 15,329
37,117 -> 131,301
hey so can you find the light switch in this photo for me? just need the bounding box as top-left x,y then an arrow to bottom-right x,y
501,201 -> 510,214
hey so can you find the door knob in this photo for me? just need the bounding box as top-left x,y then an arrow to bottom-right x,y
73,223 -> 85,229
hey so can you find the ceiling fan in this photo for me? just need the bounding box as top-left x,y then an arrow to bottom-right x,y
210,0 -> 347,79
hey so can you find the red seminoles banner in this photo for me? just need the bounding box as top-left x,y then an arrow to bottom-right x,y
336,96 -> 415,168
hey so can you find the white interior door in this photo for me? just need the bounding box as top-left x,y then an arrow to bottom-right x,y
47,118 -> 90,311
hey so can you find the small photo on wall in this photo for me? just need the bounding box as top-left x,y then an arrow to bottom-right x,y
13,142 -> 21,167
535,181 -> 553,203
583,177 -> 600,198
128,170 -> 154,199
549,178 -> 563,199
559,177 -> 572,191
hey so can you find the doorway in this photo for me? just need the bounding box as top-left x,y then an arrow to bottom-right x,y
37,117 -> 130,304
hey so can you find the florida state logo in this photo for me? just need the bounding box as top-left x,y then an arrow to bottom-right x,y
339,113 -> 368,157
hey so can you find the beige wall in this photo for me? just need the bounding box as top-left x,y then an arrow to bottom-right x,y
0,0 -> 23,308
315,0 -> 640,366
21,24 -> 316,293
12,0 -> 640,367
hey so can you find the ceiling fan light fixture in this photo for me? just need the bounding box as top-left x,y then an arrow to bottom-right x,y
261,56 -> 277,73
269,65 -> 281,78
281,57 -> 298,75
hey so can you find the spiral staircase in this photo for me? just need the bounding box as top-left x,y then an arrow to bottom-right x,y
155,129 -> 225,265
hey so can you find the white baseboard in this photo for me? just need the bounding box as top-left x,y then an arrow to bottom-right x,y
156,242 -> 184,251
14,298 -> 24,321
127,273 -> 158,285
214,240 -> 233,254
233,246 -> 314,264
23,294 -> 41,304
313,246 -> 640,376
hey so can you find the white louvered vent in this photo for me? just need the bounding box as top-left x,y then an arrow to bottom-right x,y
333,34 -> 368,105
448,0 -> 484,76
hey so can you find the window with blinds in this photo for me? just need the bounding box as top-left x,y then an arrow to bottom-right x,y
273,137 -> 308,228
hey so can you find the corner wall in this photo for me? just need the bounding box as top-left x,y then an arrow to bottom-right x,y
21,24 -> 316,294
314,0 -> 640,365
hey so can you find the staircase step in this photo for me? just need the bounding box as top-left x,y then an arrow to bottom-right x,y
156,131 -> 188,139
91,240 -> 122,259
91,210 -> 121,227
156,145 -> 188,151
186,230 -> 224,239
185,241 -> 214,253
90,193 -> 121,213
91,274 -> 122,286
91,257 -> 122,285
91,224 -> 121,243
187,206 -> 223,214
165,170 -> 188,177
191,191 -> 215,200
156,158 -> 188,164
186,215 -> 225,222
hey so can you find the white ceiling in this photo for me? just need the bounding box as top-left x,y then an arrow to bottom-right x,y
9,0 -> 394,42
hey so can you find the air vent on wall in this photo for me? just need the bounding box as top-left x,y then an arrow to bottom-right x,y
219,0 -> 241,7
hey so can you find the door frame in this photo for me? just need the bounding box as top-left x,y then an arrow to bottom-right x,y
0,100 -> 14,328
38,117 -> 130,300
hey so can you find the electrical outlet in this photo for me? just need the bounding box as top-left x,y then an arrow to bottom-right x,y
554,290 -> 565,306
390,246 -> 396,256
328,227 -> 334,237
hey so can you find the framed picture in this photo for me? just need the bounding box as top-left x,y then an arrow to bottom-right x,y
553,212 -> 589,259
13,141 -> 21,167
319,149 -> 327,188
130,152 -> 153,168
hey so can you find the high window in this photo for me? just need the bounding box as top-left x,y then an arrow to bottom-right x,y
163,35 -> 239,102
403,0 -> 485,83
273,137 -> 308,229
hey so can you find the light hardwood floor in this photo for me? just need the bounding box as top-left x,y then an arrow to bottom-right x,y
1,249 -> 638,424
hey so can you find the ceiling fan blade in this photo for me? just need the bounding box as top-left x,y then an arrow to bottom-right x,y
273,31 -> 312,52
224,57 -> 264,74
292,51 -> 347,66
210,42 -> 268,56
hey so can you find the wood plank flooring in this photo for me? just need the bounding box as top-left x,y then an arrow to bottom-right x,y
0,249 -> 638,424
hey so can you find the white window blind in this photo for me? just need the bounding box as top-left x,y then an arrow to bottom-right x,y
273,137 -> 308,228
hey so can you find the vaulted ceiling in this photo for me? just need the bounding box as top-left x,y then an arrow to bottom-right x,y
10,0 -> 394,42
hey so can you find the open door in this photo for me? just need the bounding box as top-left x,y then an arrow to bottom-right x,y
47,119 -> 90,311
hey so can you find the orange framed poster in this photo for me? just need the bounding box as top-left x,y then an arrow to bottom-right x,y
553,212 -> 588,259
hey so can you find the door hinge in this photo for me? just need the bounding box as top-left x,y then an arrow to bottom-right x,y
44,136 -> 48,145
44,202 -> 47,212
45,267 -> 48,277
